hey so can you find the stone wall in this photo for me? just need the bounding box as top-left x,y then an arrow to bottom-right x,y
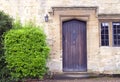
1,0 -> 120,22
1,0 -> 120,74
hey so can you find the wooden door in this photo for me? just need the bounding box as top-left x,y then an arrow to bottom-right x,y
62,19 -> 87,72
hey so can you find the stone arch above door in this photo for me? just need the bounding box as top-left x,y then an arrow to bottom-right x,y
52,7 -> 98,50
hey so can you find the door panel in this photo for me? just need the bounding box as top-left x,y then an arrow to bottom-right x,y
62,19 -> 87,72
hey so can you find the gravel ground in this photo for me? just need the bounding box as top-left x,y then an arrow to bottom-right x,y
38,77 -> 120,82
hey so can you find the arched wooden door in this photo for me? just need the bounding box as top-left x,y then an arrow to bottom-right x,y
62,19 -> 87,72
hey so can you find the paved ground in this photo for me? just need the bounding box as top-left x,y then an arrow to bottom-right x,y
38,77 -> 120,82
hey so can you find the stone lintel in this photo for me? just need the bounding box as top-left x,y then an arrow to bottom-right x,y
49,6 -> 98,15
98,14 -> 120,20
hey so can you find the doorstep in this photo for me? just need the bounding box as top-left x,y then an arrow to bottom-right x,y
52,72 -> 99,80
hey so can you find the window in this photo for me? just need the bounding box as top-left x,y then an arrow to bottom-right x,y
100,21 -> 120,47
113,22 -> 120,46
101,23 -> 109,46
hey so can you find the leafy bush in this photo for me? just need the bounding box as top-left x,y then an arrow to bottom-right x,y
0,11 -> 13,81
4,23 -> 50,81
0,11 -> 13,53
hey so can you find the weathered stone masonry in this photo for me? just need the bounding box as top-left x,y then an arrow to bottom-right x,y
1,0 -> 120,74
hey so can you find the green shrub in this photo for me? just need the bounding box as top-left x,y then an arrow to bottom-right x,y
0,11 -> 13,81
0,11 -> 13,52
4,23 -> 50,81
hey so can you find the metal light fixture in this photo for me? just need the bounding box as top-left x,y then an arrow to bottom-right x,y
45,14 -> 49,22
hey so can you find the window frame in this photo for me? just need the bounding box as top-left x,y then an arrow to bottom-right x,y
99,19 -> 120,47
100,22 -> 109,46
112,22 -> 120,46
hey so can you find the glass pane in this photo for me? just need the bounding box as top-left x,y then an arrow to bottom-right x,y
113,22 -> 120,26
118,35 -> 120,39
105,29 -> 108,34
101,39 -> 109,46
118,25 -> 120,29
105,40 -> 109,46
114,40 -> 117,46
104,26 -> 108,29
101,41 -> 105,46
114,29 -> 117,34
113,26 -> 116,29
118,40 -> 120,45
114,35 -> 117,39
102,23 -> 109,26
101,28 -> 104,34
101,35 -> 104,39
106,35 -> 109,39
117,29 -> 120,34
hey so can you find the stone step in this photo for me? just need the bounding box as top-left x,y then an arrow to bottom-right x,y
53,72 -> 99,80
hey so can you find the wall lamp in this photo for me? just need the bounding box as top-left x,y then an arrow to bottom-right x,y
44,14 -> 49,22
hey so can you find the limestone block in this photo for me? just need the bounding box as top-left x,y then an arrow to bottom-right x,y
47,59 -> 62,72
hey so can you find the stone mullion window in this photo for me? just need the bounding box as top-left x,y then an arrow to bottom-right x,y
100,20 -> 120,47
